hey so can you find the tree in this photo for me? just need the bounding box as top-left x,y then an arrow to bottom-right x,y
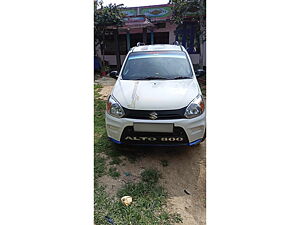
170,0 -> 206,67
94,0 -> 124,67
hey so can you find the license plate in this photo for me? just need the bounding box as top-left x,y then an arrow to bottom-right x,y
133,123 -> 174,133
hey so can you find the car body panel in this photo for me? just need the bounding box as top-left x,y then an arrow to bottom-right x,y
105,111 -> 206,144
112,78 -> 200,110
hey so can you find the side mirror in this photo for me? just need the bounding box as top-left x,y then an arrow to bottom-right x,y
109,71 -> 119,79
195,69 -> 205,78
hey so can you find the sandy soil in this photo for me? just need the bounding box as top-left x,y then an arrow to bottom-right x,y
96,77 -> 206,225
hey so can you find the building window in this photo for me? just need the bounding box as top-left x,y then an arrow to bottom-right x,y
102,34 -> 127,55
119,34 -> 127,55
102,34 -> 113,55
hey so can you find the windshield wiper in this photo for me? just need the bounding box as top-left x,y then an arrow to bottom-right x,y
138,76 -> 168,80
133,76 -> 191,80
173,76 -> 192,80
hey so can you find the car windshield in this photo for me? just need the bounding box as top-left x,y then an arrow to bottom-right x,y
121,51 -> 193,80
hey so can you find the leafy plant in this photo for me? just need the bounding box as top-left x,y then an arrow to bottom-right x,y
170,0 -> 206,67
94,1 -> 125,58
170,0 -> 205,23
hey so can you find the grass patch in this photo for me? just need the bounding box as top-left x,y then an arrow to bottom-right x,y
94,157 -> 106,178
94,84 -> 123,167
161,160 -> 169,167
108,167 -> 121,178
94,169 -> 183,225
94,84 -> 123,180
109,157 -> 122,165
141,169 -> 161,185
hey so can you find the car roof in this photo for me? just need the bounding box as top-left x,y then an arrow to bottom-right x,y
131,44 -> 183,52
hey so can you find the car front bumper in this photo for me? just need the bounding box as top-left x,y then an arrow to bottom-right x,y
105,111 -> 206,146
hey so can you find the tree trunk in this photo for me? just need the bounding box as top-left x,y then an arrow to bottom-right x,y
102,29 -> 105,63
114,28 -> 121,71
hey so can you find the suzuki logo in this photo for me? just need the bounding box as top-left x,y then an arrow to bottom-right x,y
149,112 -> 158,120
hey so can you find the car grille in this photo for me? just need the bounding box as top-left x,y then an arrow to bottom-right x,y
120,126 -> 189,145
123,107 -> 186,120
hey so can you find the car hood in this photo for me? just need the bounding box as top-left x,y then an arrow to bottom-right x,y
112,79 -> 200,110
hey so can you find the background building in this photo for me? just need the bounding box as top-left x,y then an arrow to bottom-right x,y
96,4 -> 206,69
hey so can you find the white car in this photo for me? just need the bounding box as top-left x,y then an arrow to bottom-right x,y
105,44 -> 206,146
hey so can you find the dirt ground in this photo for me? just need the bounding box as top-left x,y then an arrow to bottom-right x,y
96,77 -> 206,225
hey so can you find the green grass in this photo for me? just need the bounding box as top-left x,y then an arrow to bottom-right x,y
109,157 -> 122,165
141,169 -> 161,185
94,85 -> 182,225
94,84 -> 123,178
108,167 -> 120,178
94,169 -> 183,225
161,160 -> 169,167
94,157 -> 106,177
94,84 -> 139,169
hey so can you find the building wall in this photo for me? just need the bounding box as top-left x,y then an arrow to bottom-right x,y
99,55 -> 127,66
97,22 -> 205,67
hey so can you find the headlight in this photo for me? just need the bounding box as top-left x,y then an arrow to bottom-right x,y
184,94 -> 205,119
106,95 -> 125,118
